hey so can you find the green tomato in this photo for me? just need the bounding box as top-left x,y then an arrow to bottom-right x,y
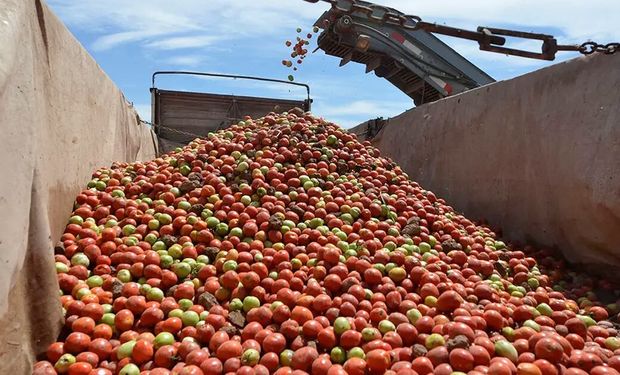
291,258 -> 302,269
340,213 -> 353,224
270,301 -> 284,311
147,287 -> 164,302
373,263 -> 385,274
159,214 -> 173,225
55,262 -> 69,273
172,262 -> 191,278
223,260 -> 238,272
68,215 -> 84,225
333,317 -> 351,335
229,227 -> 243,238
178,299 -> 194,311
523,319 -> 540,332
75,287 -> 90,300
71,253 -> 90,267
362,327 -> 380,341
54,353 -> 76,373
152,241 -> 167,251
148,219 -> 160,230
419,242 -> 431,253
187,216 -> 198,225
494,340 -> 518,363
406,309 -> 422,324
117,340 -> 137,359
105,219 -> 119,228
160,255 -> 174,268
117,269 -> 132,282
241,348 -> 260,366
169,245 -> 184,259
605,337 -> 620,351
182,310 -> 200,326
424,296 -> 437,307
215,223 -> 229,236
154,332 -> 175,349
388,267 -> 406,282
206,217 -> 220,228
425,333 -> 445,349
330,346 -> 346,364
196,255 -> 210,265
122,224 -> 136,236
577,314 -> 597,327
169,309 -> 184,318
303,180 -> 314,191
502,327 -> 515,341
309,218 -> 323,229
230,298 -> 243,311
378,320 -> 396,334
280,349 -> 294,366
119,363 -> 140,375
95,180 -> 107,191
86,275 -> 103,288
348,347 -> 365,359
139,283 -> 151,296
243,296 -> 260,312
101,313 -> 115,326
536,303 -> 553,316
178,201 -> 191,211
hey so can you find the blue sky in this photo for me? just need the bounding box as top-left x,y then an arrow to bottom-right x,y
47,0 -> 617,128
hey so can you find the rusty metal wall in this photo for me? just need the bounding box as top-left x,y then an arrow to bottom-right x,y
154,89 -> 307,153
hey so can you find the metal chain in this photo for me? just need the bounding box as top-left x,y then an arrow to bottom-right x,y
140,118 -> 250,140
303,0 -> 619,58
140,120 -> 205,139
579,41 -> 620,55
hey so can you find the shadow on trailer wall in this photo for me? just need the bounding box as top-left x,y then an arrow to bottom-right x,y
150,72 -> 312,154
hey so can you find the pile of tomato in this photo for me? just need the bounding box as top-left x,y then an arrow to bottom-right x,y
34,110 -> 620,375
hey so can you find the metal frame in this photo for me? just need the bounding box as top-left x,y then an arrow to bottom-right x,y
151,71 -> 312,108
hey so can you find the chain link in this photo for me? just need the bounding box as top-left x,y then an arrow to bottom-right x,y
303,0 -> 618,58
140,120 -> 205,139
579,41 -> 620,55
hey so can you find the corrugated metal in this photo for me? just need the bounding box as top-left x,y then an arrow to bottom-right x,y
153,89 -> 307,153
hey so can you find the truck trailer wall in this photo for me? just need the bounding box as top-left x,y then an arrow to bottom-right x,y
353,54 -> 620,272
0,0 -> 157,372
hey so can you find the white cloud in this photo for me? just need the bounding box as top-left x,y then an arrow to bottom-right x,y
91,30 -> 165,51
48,0 -> 617,57
48,0 -> 325,51
163,55 -> 206,67
145,36 -> 222,50
378,0 -> 617,41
